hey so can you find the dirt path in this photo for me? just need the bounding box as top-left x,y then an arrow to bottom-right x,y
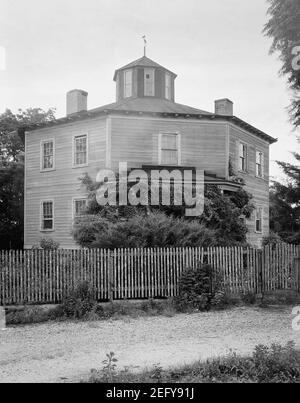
0,306 -> 299,383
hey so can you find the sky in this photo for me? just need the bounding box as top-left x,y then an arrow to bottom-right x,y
0,0 -> 299,180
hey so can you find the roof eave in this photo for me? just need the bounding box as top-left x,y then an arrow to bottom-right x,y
24,109 -> 277,144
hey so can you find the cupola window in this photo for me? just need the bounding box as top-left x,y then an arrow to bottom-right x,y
144,68 -> 155,96
124,69 -> 132,98
165,73 -> 171,100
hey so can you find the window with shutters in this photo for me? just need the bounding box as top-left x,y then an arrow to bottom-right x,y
124,69 -> 132,98
238,142 -> 247,172
41,140 -> 54,171
41,200 -> 54,231
256,150 -> 264,178
73,135 -> 88,167
255,207 -> 263,233
144,68 -> 155,96
159,133 -> 180,165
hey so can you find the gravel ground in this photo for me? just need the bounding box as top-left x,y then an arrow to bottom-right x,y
0,306 -> 299,383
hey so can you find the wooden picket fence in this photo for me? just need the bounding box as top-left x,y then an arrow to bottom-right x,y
0,244 -> 299,305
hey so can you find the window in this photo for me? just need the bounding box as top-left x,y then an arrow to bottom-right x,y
41,140 -> 54,170
41,201 -> 54,231
165,72 -> 171,100
73,199 -> 87,219
256,151 -> 264,178
239,143 -> 247,172
255,207 -> 263,233
160,133 -> 180,165
144,68 -> 155,96
124,69 -> 132,98
74,135 -> 87,166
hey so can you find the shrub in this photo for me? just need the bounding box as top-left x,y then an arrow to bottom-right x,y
262,231 -> 283,246
73,211 -> 216,249
61,281 -> 99,319
6,305 -> 64,325
241,292 -> 257,305
175,263 -> 223,312
40,238 -> 60,250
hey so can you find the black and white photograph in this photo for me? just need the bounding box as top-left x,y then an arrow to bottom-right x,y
0,0 -> 300,387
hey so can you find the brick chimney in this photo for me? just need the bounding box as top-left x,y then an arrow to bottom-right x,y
215,98 -> 233,116
66,89 -> 88,116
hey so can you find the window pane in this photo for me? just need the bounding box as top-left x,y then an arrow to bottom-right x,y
42,202 -> 53,230
74,199 -> 86,217
165,73 -> 171,100
161,134 -> 177,149
161,150 -> 178,165
144,68 -> 154,96
42,141 -> 54,169
74,136 -> 87,165
255,208 -> 262,232
124,70 -> 132,98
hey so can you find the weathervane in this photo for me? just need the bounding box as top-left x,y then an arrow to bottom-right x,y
142,35 -> 147,57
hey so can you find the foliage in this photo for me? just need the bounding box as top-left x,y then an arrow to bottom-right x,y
0,162 -> 24,249
0,108 -> 56,249
175,263 -> 223,312
88,342 -> 300,383
270,153 -> 300,244
75,174 -> 254,248
39,238 -> 60,250
264,0 -> 300,127
61,281 -> 99,319
201,185 -> 254,246
6,305 -> 64,325
262,231 -> 283,246
101,352 -> 118,383
73,211 -> 217,249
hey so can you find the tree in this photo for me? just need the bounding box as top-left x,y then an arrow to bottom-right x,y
270,153 -> 300,244
264,0 -> 300,127
0,108 -> 56,249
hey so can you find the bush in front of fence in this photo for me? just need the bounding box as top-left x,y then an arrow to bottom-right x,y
175,263 -> 225,312
61,281 -> 103,319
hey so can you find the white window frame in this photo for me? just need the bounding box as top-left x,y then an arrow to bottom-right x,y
40,139 -> 55,172
158,132 -> 181,166
144,68 -> 155,97
124,69 -> 133,98
165,72 -> 172,100
238,142 -> 248,172
255,207 -> 263,234
73,134 -> 88,168
40,199 -> 54,232
73,198 -> 87,220
255,150 -> 264,178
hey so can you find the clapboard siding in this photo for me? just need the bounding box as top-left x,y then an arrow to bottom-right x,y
25,117 -> 107,249
24,112 -> 272,249
111,116 -> 227,177
229,125 -> 270,247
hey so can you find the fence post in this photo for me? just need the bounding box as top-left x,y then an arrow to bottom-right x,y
0,306 -> 6,331
257,249 -> 264,297
108,250 -> 114,302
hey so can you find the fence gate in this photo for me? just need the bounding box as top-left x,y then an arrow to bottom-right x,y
262,245 -> 300,293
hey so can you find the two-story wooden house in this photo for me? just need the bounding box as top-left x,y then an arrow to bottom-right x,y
24,55 -> 277,249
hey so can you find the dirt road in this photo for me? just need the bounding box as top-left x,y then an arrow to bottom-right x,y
0,306 -> 299,383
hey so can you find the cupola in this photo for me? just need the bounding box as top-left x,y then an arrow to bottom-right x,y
113,56 -> 177,102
